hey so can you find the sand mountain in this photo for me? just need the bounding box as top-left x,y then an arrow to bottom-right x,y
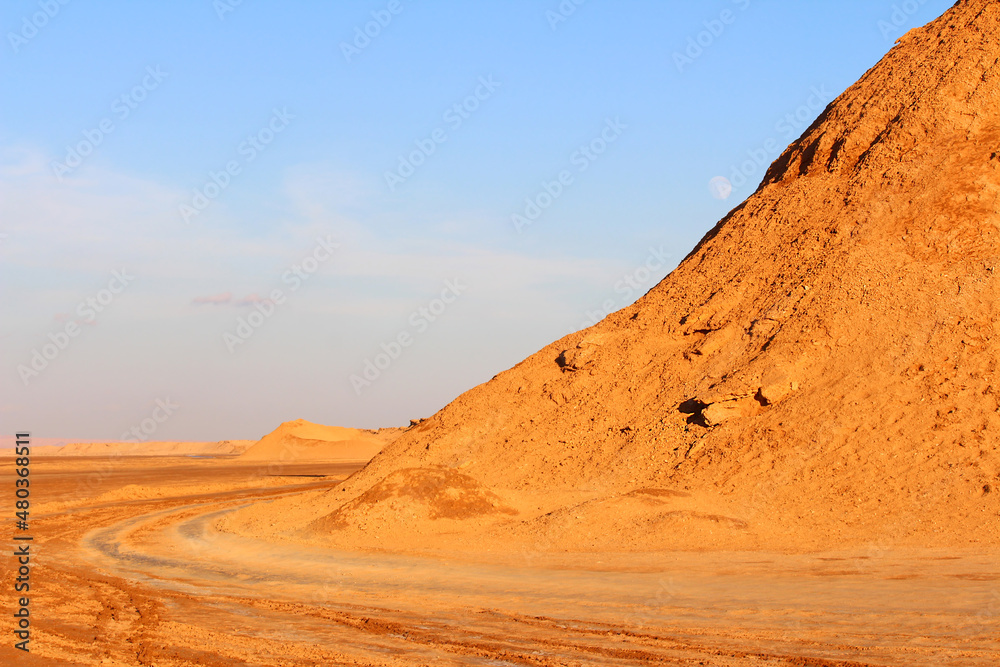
226,0 -> 1000,552
238,419 -> 392,462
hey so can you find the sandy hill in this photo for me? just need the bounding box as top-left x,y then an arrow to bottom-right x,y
238,419 -> 396,462
223,0 -> 1000,554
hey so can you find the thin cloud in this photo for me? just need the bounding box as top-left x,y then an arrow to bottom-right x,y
53,312 -> 96,326
192,292 -> 233,305
234,294 -> 269,306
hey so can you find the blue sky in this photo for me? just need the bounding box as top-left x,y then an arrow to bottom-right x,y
0,0 -> 953,441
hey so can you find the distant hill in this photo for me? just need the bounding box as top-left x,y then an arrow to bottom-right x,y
238,419 -> 399,462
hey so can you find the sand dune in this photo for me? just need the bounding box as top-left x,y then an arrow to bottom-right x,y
237,418 -> 400,462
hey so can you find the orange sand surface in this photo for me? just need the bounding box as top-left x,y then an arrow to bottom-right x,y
2,456 -> 996,665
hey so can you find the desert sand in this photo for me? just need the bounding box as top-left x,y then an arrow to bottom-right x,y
0,454 -> 997,665
238,418 -> 400,462
4,1 -> 1000,664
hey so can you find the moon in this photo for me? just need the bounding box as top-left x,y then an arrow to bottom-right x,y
708,176 -> 732,200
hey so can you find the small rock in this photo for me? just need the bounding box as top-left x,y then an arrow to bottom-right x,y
758,379 -> 799,405
702,399 -> 745,426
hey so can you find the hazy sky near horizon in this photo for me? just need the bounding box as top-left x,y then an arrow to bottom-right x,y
1,0 -> 952,441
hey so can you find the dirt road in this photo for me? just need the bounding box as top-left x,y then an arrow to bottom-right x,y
2,457 -> 997,665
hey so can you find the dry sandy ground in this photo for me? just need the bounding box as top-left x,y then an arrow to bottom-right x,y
1,456 -> 997,666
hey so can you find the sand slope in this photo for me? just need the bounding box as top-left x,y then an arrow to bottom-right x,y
226,0 -> 1000,554
238,419 -> 396,462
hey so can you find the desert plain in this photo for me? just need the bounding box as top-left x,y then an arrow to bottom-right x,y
0,414 -> 998,666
